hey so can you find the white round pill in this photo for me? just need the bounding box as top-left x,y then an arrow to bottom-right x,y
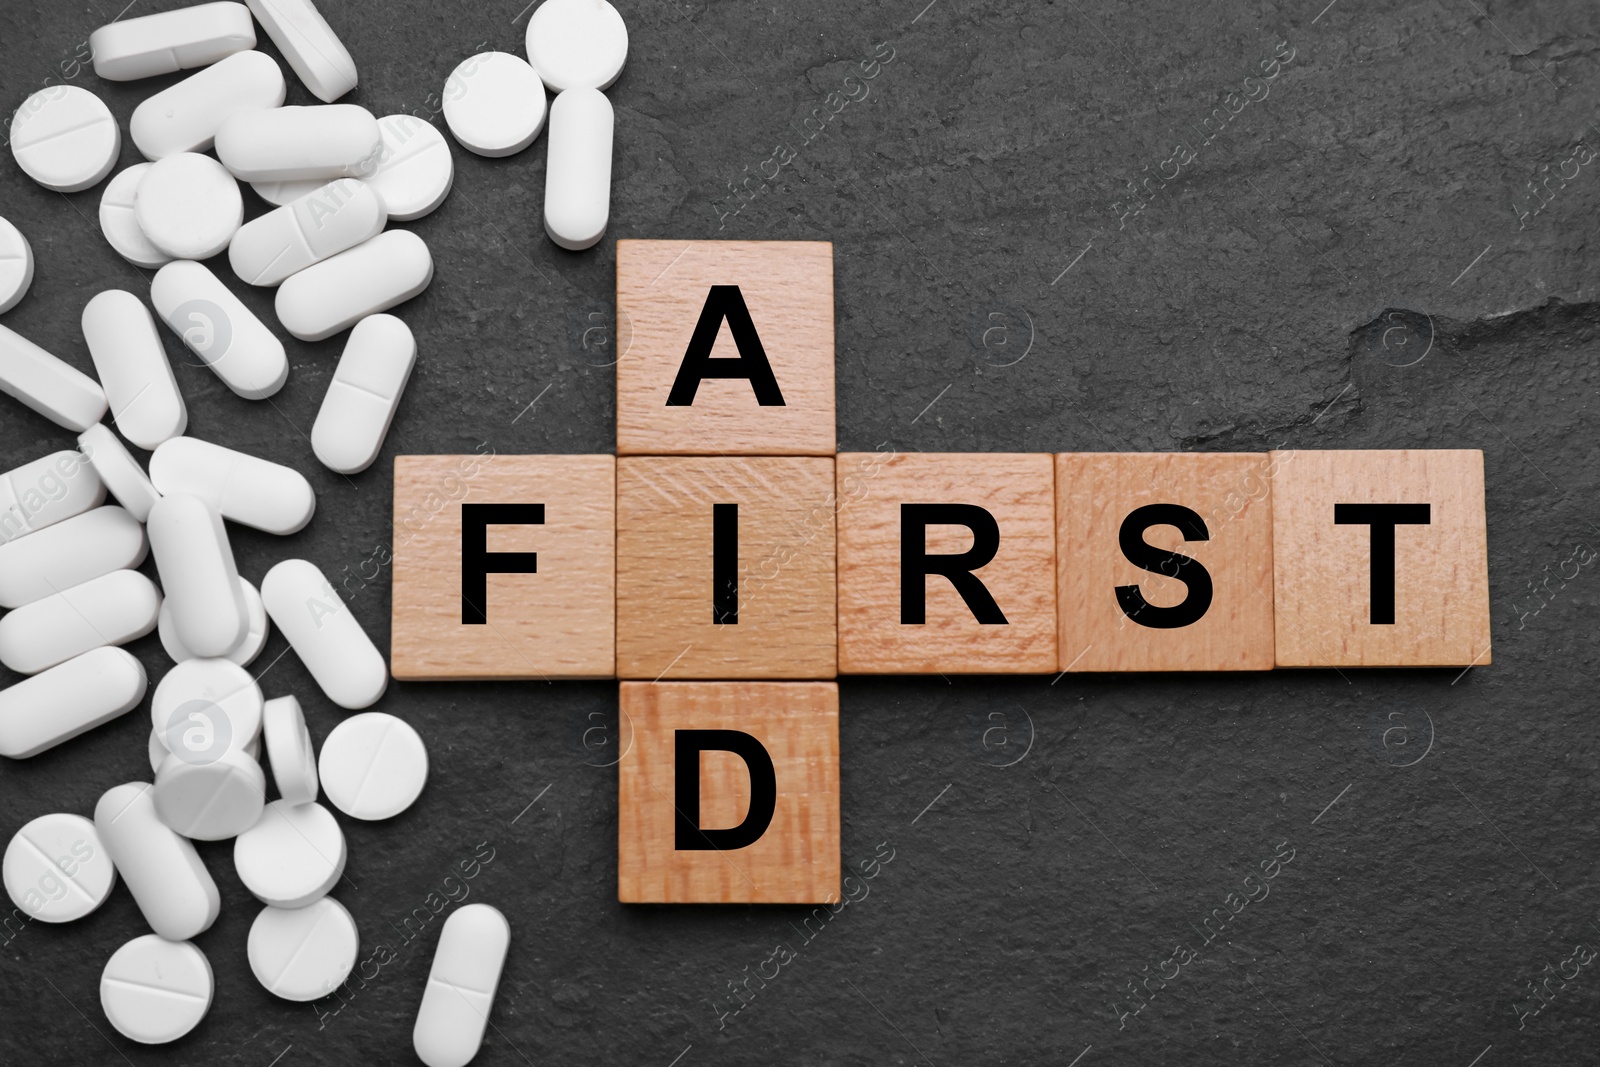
101,935 -> 214,1044
0,216 -> 34,314
157,577 -> 269,668
234,800 -> 344,907
135,153 -> 243,260
442,52 -> 546,158
361,114 -> 454,221
3,813 -> 116,922
526,0 -> 629,92
153,748 -> 266,840
318,712 -> 428,820
98,165 -> 173,270
262,695 -> 317,805
10,86 -> 120,192
251,177 -> 326,206
248,896 -> 359,1001
151,657 -> 264,757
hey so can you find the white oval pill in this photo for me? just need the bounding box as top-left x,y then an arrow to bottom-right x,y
543,88 -> 613,251
98,164 -> 173,269
262,560 -> 388,709
360,114 -> 454,221
150,725 -> 260,773
251,177 -> 327,206
151,657 -> 264,757
311,314 -> 415,474
150,437 -> 315,535
131,49 -> 286,160
216,105 -> 380,183
229,178 -> 387,287
234,800 -> 343,907
0,648 -> 146,758
93,782 -> 220,939
0,323 -> 108,431
248,896 -> 359,1001
91,2 -> 256,81
3,813 -> 116,923
101,935 -> 213,1044
10,86 -> 120,192
149,259 -> 289,400
442,52 -> 546,158
276,229 -> 433,341
153,748 -> 266,840
0,449 -> 105,545
526,0 -> 629,92
0,216 -> 34,313
147,495 -> 248,657
82,290 -> 187,450
262,695 -> 317,804
0,506 -> 146,609
78,423 -> 162,522
158,577 -> 269,667
318,712 -> 427,820
246,0 -> 358,103
413,903 -> 511,1067
135,153 -> 243,260
0,570 -> 160,675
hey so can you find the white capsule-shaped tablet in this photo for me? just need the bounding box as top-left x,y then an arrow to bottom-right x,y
248,896 -> 359,1001
3,813 -> 116,923
82,290 -> 187,451
0,506 -> 146,609
413,903 -> 511,1067
135,152 -> 243,260
91,2 -> 256,81
234,800 -> 343,907
318,712 -> 427,819
216,105 -> 380,183
442,52 -> 547,157
0,570 -> 160,675
262,560 -> 387,708
526,0 -> 629,92
0,647 -> 146,759
147,495 -> 248,657
149,437 -> 314,535
0,324 -> 107,431
246,0 -> 358,103
229,179 -> 387,287
153,748 -> 266,840
98,164 -> 173,269
276,229 -> 433,342
0,216 -> 34,314
360,114 -> 454,221
131,50 -> 286,160
149,259 -> 289,400
311,314 -> 416,474
78,424 -> 161,522
158,577 -> 269,667
0,449 -> 105,545
543,88 -> 613,251
10,85 -> 120,192
101,935 -> 214,1044
262,695 -> 317,805
151,657 -> 264,754
94,781 -> 221,940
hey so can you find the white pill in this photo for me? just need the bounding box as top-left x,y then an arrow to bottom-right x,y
91,2 -> 256,81
251,177 -> 327,206
131,50 -> 286,160
319,712 -> 427,820
100,935 -> 213,1044
149,437 -> 314,535
229,179 -> 387,287
0,570 -> 160,675
153,748 -> 266,840
82,290 -> 187,451
158,577 -> 269,667
134,153 -> 243,260
3,813 -> 116,923
360,114 -> 454,221
0,216 -> 34,313
10,86 -> 120,192
526,0 -> 629,92
442,52 -> 546,158
150,726 -> 260,773
150,259 -> 289,400
311,314 -> 416,474
0,449 -> 105,545
248,896 -> 359,1001
0,648 -> 146,758
247,0 -> 358,103
78,423 -> 162,522
216,105 -> 380,183
234,800 -> 343,907
0,506 -> 146,610
93,782 -> 220,939
262,695 -> 317,805
151,657 -> 264,757
413,904 -> 511,1067
147,495 -> 248,657
262,560 -> 388,709
0,324 -> 108,431
543,88 -> 613,251
98,165 -> 173,269
276,229 -> 433,341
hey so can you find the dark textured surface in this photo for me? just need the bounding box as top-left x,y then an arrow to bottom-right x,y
1,0 -> 1597,1063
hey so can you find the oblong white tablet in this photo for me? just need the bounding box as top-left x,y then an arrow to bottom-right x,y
276,229 -> 433,341
10,86 -> 120,192
526,0 -> 629,92
0,648 -> 146,758
262,560 -> 388,709
135,153 -> 243,260
318,712 -> 427,820
150,656 -> 264,758
93,782 -> 220,940
414,904 -> 511,1067
150,437 -> 315,535
131,49 -> 286,160
98,165 -> 173,269
311,314 -> 415,474
216,105 -> 380,182
361,114 -> 454,221
262,695 -> 317,804
248,897 -> 359,1001
101,935 -> 214,1044
442,52 -> 546,157
246,0 -> 358,103
543,88 -> 613,251
229,178 -> 387,286
3,813 -> 116,923
78,423 -> 161,522
147,495 -> 248,658
149,259 -> 289,400
0,570 -> 160,675
0,323 -> 108,431
0,216 -> 34,314
91,2 -> 256,81
234,800 -> 343,907
158,577 -> 269,667
0,506 -> 146,610
153,748 -> 266,840
0,448 -> 105,545
82,290 -> 187,450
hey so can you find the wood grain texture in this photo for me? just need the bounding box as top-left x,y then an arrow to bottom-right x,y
617,681 -> 840,904
836,452 -> 1056,673
390,454 -> 615,680
616,240 -> 835,455
1057,453 -> 1276,672
616,456 -> 836,679
1271,449 -> 1490,667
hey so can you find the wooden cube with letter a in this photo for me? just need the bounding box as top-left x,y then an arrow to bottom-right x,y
390,454 -> 615,680
1056,453 -> 1276,672
1271,449 -> 1490,667
618,681 -> 840,904
616,240 -> 835,455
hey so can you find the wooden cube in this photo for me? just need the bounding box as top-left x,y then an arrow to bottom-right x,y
617,681 -> 840,904
1056,453 -> 1276,672
616,456 -> 836,679
390,454 -> 615,680
836,452 -> 1056,673
1271,449 -> 1490,667
616,240 -> 835,456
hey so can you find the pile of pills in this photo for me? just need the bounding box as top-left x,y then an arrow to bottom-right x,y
0,0 -> 622,1059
